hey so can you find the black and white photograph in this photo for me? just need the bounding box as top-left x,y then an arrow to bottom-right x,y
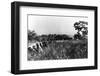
28,14 -> 88,61
11,1 -> 97,74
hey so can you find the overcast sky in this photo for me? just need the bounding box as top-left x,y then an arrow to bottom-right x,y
28,15 -> 88,36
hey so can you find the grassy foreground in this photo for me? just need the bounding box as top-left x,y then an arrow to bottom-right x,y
28,40 -> 88,61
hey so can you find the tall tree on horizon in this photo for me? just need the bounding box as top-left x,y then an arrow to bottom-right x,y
73,21 -> 88,39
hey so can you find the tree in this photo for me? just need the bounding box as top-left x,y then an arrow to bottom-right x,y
28,30 -> 37,41
74,21 -> 88,40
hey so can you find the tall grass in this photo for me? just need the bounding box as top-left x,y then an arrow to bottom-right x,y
28,40 -> 88,61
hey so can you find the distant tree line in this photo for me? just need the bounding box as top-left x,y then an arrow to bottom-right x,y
40,34 -> 72,42
28,31 -> 72,42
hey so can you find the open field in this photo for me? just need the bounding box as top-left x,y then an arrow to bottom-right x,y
28,40 -> 88,61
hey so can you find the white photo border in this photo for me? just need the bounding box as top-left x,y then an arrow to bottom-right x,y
20,6 -> 95,70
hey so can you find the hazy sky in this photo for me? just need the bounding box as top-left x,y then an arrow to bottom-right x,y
28,15 -> 88,36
